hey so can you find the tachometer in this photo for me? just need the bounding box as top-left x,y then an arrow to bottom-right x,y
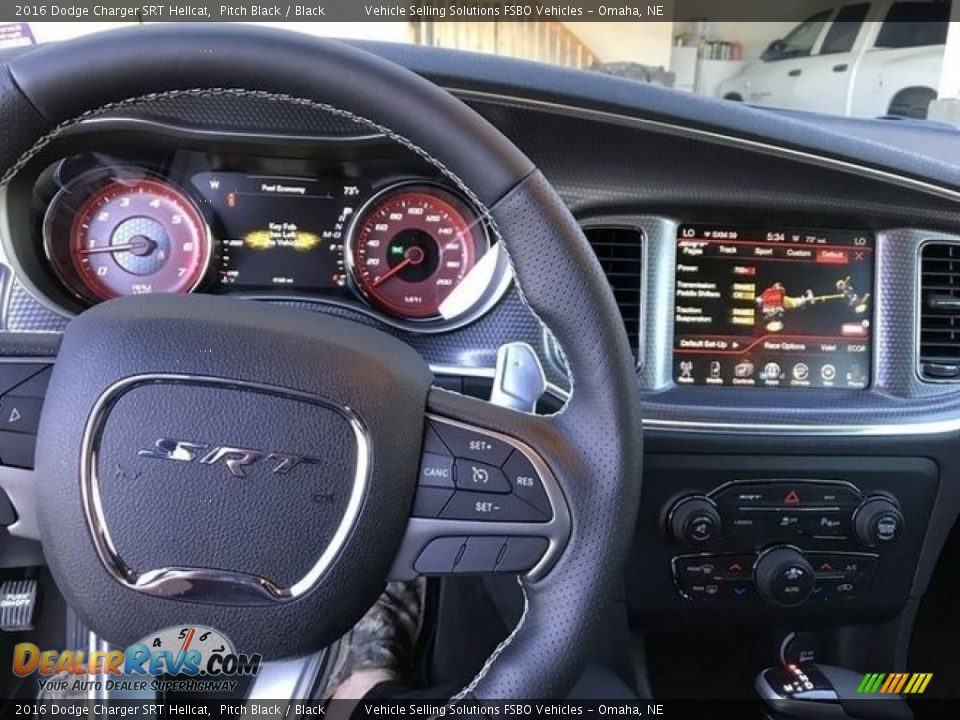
45,174 -> 211,303
348,184 -> 490,320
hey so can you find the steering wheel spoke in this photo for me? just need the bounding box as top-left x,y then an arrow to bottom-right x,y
389,390 -> 570,582
0,360 -> 53,541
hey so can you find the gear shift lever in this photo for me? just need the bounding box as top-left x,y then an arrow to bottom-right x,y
756,663 -> 914,720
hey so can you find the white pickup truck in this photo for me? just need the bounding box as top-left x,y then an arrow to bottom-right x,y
717,0 -> 950,118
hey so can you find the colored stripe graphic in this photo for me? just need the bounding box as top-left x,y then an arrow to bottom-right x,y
858,673 -> 932,694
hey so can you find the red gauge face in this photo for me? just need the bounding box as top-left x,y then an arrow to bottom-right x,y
349,185 -> 488,319
66,178 -> 209,301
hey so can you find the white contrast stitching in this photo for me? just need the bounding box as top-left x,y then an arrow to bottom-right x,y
0,87 -> 571,696
450,576 -> 529,701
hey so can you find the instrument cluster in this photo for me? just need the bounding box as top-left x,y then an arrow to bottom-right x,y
31,150 -> 510,331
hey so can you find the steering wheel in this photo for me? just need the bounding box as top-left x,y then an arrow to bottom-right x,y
3,25 -> 643,699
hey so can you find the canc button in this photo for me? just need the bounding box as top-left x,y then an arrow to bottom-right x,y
418,452 -> 454,488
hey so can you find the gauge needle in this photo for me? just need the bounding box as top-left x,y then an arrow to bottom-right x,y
371,246 -> 425,288
80,236 -> 155,256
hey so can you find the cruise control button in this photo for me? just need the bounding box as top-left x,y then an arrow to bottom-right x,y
0,432 -> 36,469
497,537 -> 549,572
412,487 -> 454,518
8,367 -> 52,399
423,424 -> 451,456
0,397 -> 42,434
502,451 -> 550,515
440,491 -> 549,522
454,459 -> 510,493
414,537 -> 465,574
432,423 -> 512,466
419,452 -> 454,488
455,536 -> 507,573
0,365 -> 48,398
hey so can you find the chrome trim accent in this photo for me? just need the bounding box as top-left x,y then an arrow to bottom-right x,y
388,413 -> 570,583
915,237 -> 960,384
640,417 -> 960,436
453,89 -> 960,205
80,373 -> 371,605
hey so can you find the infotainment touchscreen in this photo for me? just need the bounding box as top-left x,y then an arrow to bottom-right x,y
673,225 -> 873,389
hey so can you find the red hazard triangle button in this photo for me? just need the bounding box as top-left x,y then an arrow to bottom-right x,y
784,489 -> 801,505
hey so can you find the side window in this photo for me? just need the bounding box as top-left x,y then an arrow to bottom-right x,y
874,1 -> 950,48
774,10 -> 833,60
820,3 -> 871,54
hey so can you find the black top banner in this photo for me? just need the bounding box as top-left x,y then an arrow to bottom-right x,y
2,0 -> 954,24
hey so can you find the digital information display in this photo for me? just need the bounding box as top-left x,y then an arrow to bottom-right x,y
673,225 -> 874,389
192,172 -> 362,291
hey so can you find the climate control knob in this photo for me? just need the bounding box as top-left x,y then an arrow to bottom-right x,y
668,496 -> 721,546
754,547 -> 815,607
854,496 -> 904,545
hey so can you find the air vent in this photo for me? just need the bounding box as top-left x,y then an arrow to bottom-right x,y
919,242 -> 960,381
582,226 -> 644,355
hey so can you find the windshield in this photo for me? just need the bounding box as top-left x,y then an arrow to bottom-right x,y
9,1 -> 959,122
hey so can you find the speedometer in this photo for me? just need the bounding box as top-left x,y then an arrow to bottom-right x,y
347,184 -> 489,320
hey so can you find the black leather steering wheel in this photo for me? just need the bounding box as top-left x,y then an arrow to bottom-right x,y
2,25 -> 643,699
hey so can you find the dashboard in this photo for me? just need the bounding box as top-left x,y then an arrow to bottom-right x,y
1,42 -> 960,681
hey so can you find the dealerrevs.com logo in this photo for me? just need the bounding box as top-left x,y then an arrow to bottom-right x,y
13,625 -> 261,694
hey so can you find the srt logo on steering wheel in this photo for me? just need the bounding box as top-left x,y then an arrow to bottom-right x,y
137,438 -> 313,478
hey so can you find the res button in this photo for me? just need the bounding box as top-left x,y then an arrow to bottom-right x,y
502,450 -> 551,516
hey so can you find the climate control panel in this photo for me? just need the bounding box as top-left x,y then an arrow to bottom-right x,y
665,479 -> 905,607
673,548 -> 878,605
667,480 -> 904,549
630,455 -> 937,623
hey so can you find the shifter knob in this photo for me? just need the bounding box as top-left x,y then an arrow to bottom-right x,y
754,547 -> 815,607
